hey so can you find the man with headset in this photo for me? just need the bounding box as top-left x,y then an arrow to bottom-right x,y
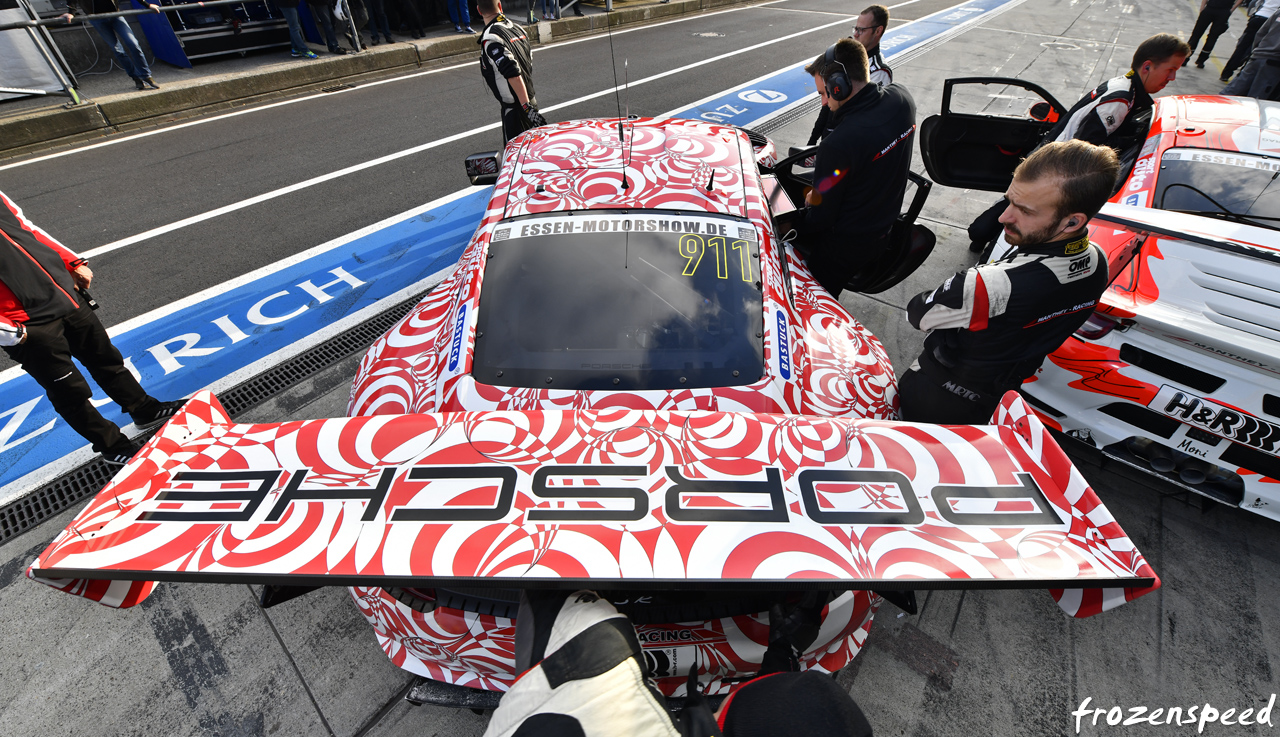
789,38 -> 916,298
806,4 -> 894,146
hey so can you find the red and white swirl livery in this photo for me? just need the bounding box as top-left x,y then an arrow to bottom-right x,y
30,117 -> 1159,704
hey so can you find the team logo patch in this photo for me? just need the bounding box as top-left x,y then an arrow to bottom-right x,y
1063,236 -> 1090,255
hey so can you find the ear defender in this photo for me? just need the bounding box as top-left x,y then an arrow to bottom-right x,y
822,44 -> 853,102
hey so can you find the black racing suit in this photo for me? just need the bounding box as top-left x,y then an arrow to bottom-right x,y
792,82 -> 916,297
478,14 -> 537,146
807,46 -> 893,146
968,74 -> 1153,245
899,232 -> 1109,424
0,191 -> 154,455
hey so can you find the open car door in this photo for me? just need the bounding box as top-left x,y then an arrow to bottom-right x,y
29,391 -> 1158,619
920,77 -> 1067,192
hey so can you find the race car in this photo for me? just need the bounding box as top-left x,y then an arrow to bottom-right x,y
921,80 -> 1280,522
29,116 -> 1159,710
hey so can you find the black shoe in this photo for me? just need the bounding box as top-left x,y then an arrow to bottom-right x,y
1220,72 -> 1232,82
134,78 -> 145,90
329,46 -> 346,54
1195,59 -> 1206,69
144,77 -> 160,89
131,398 -> 187,431
102,440 -> 143,468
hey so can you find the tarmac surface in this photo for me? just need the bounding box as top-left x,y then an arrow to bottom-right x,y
3,0 -> 1280,734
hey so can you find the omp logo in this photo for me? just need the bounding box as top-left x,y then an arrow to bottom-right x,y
448,304 -> 467,371
776,310 -> 791,380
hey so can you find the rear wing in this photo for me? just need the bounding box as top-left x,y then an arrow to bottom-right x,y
29,391 -> 1158,618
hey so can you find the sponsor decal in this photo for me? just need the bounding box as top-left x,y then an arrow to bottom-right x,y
1064,236 -> 1090,255
1126,156 -> 1157,192
1163,334 -> 1280,375
737,89 -> 788,104
448,304 -> 467,372
942,380 -> 981,402
1149,385 -> 1280,456
1122,191 -> 1147,208
514,214 -> 741,238
121,464 -> 1064,528
1138,136 -> 1159,159
492,228 -> 511,242
1166,148 -> 1280,172
776,309 -> 791,380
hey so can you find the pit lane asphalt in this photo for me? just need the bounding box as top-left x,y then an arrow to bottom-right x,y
5,0 -> 1280,735
0,0 -> 951,331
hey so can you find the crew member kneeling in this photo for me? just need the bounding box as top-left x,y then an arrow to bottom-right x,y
899,140 -> 1120,425
791,38 -> 916,299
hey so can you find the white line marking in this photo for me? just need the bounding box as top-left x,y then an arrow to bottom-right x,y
0,1 -> 787,174
77,13 -> 856,260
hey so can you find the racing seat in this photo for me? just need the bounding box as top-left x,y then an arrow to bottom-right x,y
764,147 -> 936,295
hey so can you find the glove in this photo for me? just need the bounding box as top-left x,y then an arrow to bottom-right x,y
523,102 -> 547,128
0,319 -> 26,348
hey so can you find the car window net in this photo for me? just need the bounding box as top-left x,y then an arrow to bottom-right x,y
473,212 -> 765,391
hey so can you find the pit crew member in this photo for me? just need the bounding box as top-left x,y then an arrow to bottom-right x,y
807,5 -> 894,146
484,590 -> 874,737
966,34 -> 1190,250
791,38 -> 916,298
900,141 -> 1119,424
477,0 -> 547,145
0,191 -> 184,466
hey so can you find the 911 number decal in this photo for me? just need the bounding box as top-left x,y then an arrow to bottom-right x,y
679,234 -> 753,282
134,464 -> 1063,528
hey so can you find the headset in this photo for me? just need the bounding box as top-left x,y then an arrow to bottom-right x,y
822,44 -> 853,103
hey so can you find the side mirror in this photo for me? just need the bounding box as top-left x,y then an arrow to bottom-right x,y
465,151 -> 501,186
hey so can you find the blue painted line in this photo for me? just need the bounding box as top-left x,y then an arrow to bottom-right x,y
672,0 -> 1021,128
0,0 -> 1021,495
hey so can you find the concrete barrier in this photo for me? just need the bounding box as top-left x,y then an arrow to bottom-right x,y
0,0 -> 756,157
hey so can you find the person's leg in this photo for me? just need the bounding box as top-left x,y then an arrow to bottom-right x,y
456,0 -> 470,28
62,305 -> 152,415
399,0 -> 424,36
314,4 -> 343,51
4,316 -> 131,453
897,363 -> 1001,425
1200,8 -> 1231,62
279,6 -> 310,53
369,0 -> 392,41
1224,58 -> 1261,95
110,16 -> 152,80
1186,9 -> 1211,61
1247,59 -> 1280,99
1223,13 -> 1265,79
500,103 -> 525,146
89,18 -> 139,79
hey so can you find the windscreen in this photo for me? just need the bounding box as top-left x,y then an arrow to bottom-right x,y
1156,149 -> 1280,231
472,212 -> 764,391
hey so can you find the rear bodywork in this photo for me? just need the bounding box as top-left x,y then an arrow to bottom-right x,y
31,391 -> 1158,695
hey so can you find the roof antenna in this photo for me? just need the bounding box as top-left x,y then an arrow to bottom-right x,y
605,8 -> 629,190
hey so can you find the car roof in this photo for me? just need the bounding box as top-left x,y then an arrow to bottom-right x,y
498,117 -> 754,220
1158,95 -> 1280,157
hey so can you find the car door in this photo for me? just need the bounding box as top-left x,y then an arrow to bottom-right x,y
919,77 -> 1067,192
